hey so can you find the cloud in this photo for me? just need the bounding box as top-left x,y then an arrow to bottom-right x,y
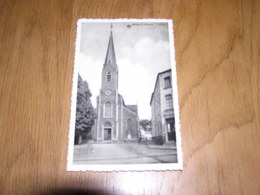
118,58 -> 153,119
121,36 -> 170,76
117,37 -> 171,119
78,53 -> 102,106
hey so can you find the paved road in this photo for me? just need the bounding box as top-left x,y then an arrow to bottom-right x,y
73,142 -> 177,164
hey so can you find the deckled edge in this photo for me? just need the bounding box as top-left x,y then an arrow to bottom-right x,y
66,18 -> 183,172
168,20 -> 183,170
66,19 -> 81,171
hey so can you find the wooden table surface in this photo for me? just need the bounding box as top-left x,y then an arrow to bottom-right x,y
0,0 -> 259,194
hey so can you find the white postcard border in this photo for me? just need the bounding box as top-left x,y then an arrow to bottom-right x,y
67,18 -> 183,171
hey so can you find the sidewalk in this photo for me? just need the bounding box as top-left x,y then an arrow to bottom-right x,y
73,142 -> 178,164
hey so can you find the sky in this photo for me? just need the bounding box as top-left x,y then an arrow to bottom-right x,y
77,21 -> 173,119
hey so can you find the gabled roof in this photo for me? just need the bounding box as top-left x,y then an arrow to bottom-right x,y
126,105 -> 138,113
118,94 -> 138,115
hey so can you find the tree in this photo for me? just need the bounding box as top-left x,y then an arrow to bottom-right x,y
74,74 -> 96,144
139,119 -> 151,131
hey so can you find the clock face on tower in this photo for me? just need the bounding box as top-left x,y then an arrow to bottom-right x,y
105,89 -> 111,95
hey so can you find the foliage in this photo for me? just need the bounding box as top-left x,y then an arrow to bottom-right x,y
75,74 -> 96,144
139,119 -> 151,131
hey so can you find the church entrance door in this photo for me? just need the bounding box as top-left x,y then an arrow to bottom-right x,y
104,128 -> 112,140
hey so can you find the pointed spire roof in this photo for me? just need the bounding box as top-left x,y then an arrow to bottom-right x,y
104,29 -> 117,68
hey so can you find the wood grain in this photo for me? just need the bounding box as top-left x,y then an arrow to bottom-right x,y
0,0 -> 259,194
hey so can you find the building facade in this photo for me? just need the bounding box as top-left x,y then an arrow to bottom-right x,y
93,29 -> 139,141
150,69 -> 176,143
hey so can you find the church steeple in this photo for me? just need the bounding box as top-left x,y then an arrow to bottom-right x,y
101,24 -> 118,91
104,25 -> 117,69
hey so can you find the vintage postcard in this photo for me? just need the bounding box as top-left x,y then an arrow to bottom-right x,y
67,19 -> 182,171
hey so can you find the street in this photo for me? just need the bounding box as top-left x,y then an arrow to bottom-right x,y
73,142 -> 177,164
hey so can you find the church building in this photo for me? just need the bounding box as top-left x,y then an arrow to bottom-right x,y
93,26 -> 139,141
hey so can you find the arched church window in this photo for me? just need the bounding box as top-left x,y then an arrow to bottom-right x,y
107,72 -> 111,82
105,102 -> 112,117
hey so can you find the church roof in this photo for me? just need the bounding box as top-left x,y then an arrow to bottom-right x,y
118,94 -> 138,115
126,105 -> 138,113
104,31 -> 117,68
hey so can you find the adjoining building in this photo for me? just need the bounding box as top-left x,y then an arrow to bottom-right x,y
150,69 -> 176,143
93,28 -> 139,141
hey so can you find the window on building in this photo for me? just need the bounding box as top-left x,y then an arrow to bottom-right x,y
164,76 -> 171,88
105,102 -> 112,117
107,72 -> 111,82
165,95 -> 173,110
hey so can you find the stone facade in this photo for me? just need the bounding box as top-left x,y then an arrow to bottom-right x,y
93,30 -> 139,141
150,69 -> 176,142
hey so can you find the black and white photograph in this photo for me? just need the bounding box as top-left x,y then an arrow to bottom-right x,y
67,19 -> 182,171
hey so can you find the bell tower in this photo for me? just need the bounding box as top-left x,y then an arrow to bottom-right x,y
94,24 -> 139,142
96,24 -> 119,141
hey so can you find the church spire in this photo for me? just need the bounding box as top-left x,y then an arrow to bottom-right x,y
104,24 -> 117,68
